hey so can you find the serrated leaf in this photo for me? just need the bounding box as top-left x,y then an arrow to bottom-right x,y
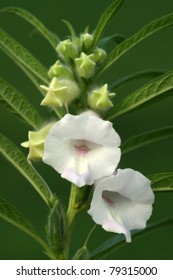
1,7 -> 59,48
0,28 -> 49,85
0,77 -> 44,129
97,13 -> 173,76
107,70 -> 173,120
148,172 -> 173,192
0,133 -> 53,207
121,126 -> 173,154
89,217 -> 173,259
91,0 -> 124,50
110,70 -> 165,90
0,196 -> 56,259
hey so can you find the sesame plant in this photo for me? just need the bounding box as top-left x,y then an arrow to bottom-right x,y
0,0 -> 173,260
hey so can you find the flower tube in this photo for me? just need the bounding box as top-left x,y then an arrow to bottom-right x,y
88,168 -> 155,242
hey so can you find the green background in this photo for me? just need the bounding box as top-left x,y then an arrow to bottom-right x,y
0,0 -> 173,259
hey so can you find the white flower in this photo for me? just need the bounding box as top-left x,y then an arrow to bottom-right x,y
88,168 -> 155,242
43,111 -> 121,187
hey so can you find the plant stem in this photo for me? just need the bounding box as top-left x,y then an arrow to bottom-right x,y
36,237 -> 57,260
27,228 -> 57,260
63,184 -> 80,259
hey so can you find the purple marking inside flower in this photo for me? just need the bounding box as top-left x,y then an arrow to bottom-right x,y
75,144 -> 90,156
102,191 -> 114,206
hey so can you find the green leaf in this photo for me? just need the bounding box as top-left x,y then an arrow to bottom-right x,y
98,34 -> 125,48
62,19 -> 76,40
17,63 -> 46,94
0,196 -> 41,243
3,52 -> 64,119
91,0 -> 124,50
0,28 -> 49,85
148,172 -> 173,192
0,30 -> 61,117
1,42 -> 46,93
121,126 -> 173,154
89,217 -> 173,259
107,70 -> 173,120
0,133 -> 53,207
97,13 -> 173,76
110,70 -> 165,90
0,196 -> 56,259
0,77 -> 44,129
1,7 -> 59,48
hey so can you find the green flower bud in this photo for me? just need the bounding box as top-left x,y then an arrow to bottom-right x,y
48,60 -> 74,79
73,246 -> 89,260
91,47 -> 107,64
80,32 -> 93,50
21,123 -> 54,160
75,52 -> 96,79
40,77 -> 81,107
88,84 -> 115,111
56,39 -> 78,60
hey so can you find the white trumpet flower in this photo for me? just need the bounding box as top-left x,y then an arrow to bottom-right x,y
43,111 -> 121,187
88,168 -> 155,242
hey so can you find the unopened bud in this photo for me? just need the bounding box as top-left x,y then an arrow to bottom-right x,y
75,52 -> 95,79
88,84 -> 115,111
91,48 -> 107,64
21,123 -> 54,160
80,33 -> 93,51
48,60 -> 74,79
40,78 -> 81,107
56,39 -> 78,61
73,246 -> 89,260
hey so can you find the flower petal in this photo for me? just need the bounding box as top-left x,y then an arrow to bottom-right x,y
48,111 -> 121,146
61,153 -> 94,187
87,146 -> 121,180
88,168 -> 154,242
43,112 -> 121,187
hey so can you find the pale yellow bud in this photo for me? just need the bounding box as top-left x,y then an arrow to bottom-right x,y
88,84 -> 115,111
48,60 -> 74,79
21,123 -> 54,160
56,39 -> 78,60
40,78 -> 81,107
75,52 -> 96,79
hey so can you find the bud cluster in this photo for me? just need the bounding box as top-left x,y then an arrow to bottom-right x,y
39,28 -> 115,113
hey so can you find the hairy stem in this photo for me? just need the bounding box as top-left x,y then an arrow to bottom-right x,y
63,184 -> 80,259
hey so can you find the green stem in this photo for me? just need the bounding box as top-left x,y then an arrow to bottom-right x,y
36,236 -> 57,260
63,184 -> 80,259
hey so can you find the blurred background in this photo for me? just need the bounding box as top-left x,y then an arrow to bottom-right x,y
0,0 -> 173,259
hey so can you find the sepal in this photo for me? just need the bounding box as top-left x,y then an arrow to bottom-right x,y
88,84 -> 115,111
21,123 -> 54,160
48,60 -> 74,79
80,32 -> 93,51
73,245 -> 89,260
75,52 -> 96,79
56,39 -> 78,61
91,47 -> 107,63
41,78 -> 81,107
